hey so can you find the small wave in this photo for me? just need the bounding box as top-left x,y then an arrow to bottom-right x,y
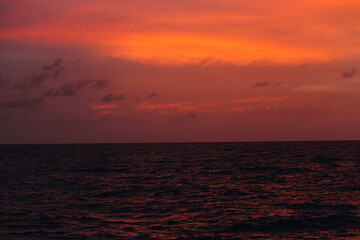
226,214 -> 360,233
69,168 -> 126,174
275,203 -> 357,211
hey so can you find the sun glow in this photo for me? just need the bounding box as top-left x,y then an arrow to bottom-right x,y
109,34 -> 333,65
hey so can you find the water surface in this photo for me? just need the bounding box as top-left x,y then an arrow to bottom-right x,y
1,141 -> 360,239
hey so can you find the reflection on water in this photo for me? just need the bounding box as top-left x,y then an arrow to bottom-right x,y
1,141 -> 360,239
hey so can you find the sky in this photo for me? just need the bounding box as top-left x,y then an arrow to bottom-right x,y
0,0 -> 359,144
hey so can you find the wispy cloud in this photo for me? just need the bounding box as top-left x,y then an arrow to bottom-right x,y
140,102 -> 191,111
92,104 -> 117,110
102,93 -> 126,102
297,63 -> 307,69
252,81 -> 270,88
293,84 -> 352,93
148,92 -> 159,98
232,97 -> 290,104
341,68 -> 358,79
45,79 -> 108,97
22,58 -> 64,88
251,81 -> 284,88
0,96 -> 43,109
139,101 -> 222,114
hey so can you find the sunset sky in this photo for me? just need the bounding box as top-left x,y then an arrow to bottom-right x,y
0,0 -> 359,143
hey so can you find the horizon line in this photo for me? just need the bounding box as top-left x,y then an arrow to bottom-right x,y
1,139 -> 359,145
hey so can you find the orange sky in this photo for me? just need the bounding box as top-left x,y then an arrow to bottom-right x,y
2,0 -> 360,64
0,0 -> 359,143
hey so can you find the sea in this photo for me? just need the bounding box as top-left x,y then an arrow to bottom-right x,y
1,141 -> 360,239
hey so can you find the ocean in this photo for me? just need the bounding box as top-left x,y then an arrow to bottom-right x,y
1,141 -> 359,239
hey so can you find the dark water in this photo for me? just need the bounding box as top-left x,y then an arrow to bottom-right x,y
1,141 -> 360,239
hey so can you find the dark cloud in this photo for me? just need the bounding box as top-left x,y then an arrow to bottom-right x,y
24,58 -> 65,88
297,63 -> 306,69
251,81 -> 284,88
90,79 -> 109,89
273,82 -> 284,87
341,68 -> 358,79
251,81 -> 270,88
45,79 -> 109,97
102,93 -> 126,102
148,92 -> 159,98
0,97 -> 43,109
0,75 -> 9,89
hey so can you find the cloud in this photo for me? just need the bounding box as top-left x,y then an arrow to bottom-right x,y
90,79 -> 109,89
140,102 -> 191,111
92,104 -> 117,109
341,68 -> 358,79
102,93 -> 126,102
292,84 -> 351,93
148,92 -> 159,98
45,79 -> 108,97
273,82 -> 284,87
232,96 -> 289,104
139,101 -> 222,115
297,63 -> 307,69
252,81 -> 270,88
251,81 -> 283,88
24,58 -> 64,88
0,96 -> 43,109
